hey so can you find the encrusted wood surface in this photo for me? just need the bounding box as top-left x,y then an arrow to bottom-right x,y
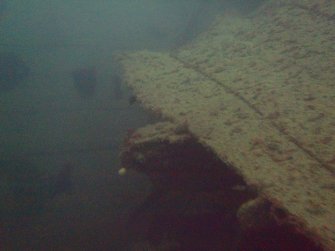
118,0 -> 335,249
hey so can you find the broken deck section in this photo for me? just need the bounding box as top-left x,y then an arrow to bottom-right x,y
118,0 -> 335,250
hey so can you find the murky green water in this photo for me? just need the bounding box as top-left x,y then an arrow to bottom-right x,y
0,0 -> 259,249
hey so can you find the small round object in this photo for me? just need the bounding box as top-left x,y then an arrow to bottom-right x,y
118,167 -> 127,176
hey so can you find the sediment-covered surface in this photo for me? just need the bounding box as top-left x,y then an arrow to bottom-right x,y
118,0 -> 335,250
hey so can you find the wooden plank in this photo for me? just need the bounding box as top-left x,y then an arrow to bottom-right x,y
118,0 -> 335,249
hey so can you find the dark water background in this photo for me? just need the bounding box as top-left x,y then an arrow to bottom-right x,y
0,1 -> 264,250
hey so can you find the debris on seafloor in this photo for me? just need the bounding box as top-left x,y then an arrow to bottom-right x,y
72,67 -> 97,98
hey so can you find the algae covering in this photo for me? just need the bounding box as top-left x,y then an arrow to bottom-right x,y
118,0 -> 335,250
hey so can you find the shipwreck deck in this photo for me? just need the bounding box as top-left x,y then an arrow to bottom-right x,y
118,0 -> 335,250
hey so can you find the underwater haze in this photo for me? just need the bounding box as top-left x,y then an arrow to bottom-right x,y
0,0 -> 263,250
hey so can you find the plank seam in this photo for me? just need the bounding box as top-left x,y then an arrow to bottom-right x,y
171,53 -> 335,175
